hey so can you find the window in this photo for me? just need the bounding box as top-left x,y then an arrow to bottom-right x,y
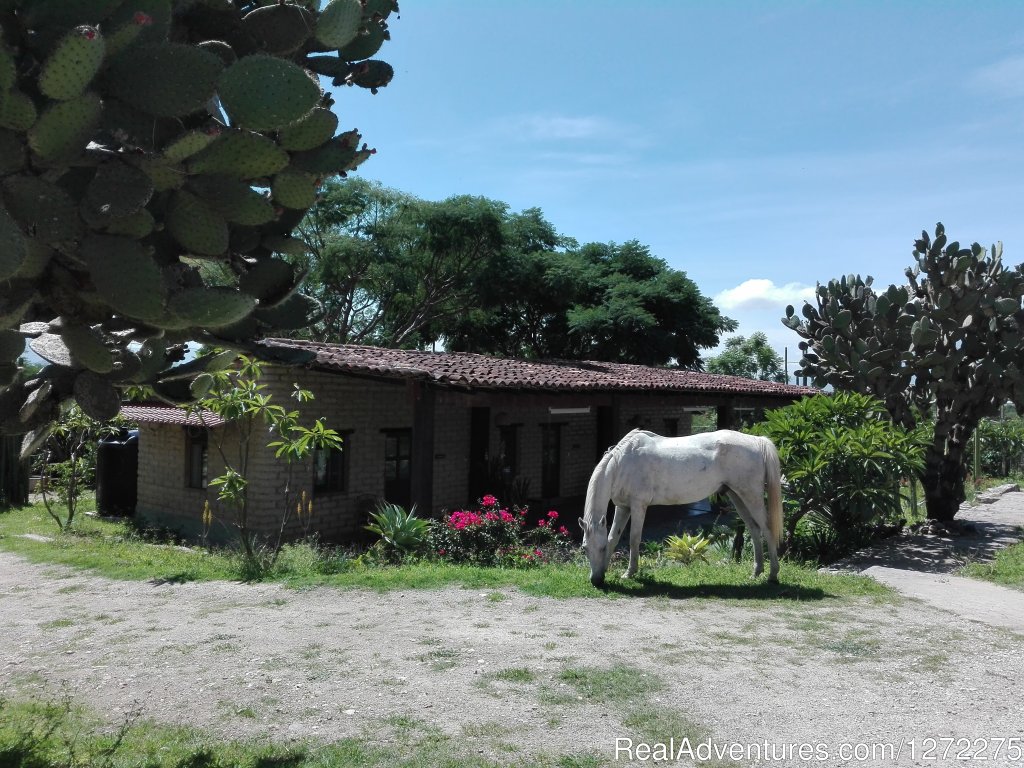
540,424 -> 562,498
313,444 -> 347,493
186,429 -> 208,489
383,429 -> 412,507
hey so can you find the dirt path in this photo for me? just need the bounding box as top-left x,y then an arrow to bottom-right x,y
2,544 -> 1023,767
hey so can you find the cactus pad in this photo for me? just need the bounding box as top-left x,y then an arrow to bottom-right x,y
239,257 -> 297,304
2,176 -> 83,245
166,190 -> 229,256
261,234 -> 307,256
39,25 -> 106,100
0,90 -> 38,131
290,131 -> 361,174
86,159 -> 155,218
73,370 -> 121,421
316,0 -> 363,48
125,155 -> 186,191
28,93 -> 103,163
106,42 -> 224,118
0,329 -> 23,363
188,129 -> 290,178
0,204 -> 26,280
339,19 -> 387,61
168,286 -> 256,329
0,129 -> 26,175
60,323 -> 114,374
277,107 -> 338,151
79,235 -> 166,321
255,291 -> 321,329
241,3 -> 316,55
350,59 -> 393,91
104,208 -> 155,238
188,176 -> 276,226
163,129 -> 221,162
29,333 -> 74,368
218,55 -> 322,132
272,170 -> 318,209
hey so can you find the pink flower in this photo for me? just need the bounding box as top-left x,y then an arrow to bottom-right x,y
537,519 -> 546,527
558,526 -> 569,535
547,510 -> 559,519
534,548 -> 543,556
438,548 -> 446,555
500,510 -> 515,523
482,495 -> 498,507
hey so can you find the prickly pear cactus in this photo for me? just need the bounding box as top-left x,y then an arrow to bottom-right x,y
0,0 -> 399,448
783,222 -> 1024,521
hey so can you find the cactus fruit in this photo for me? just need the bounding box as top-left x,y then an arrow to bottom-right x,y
39,26 -> 106,100
218,55 -> 322,132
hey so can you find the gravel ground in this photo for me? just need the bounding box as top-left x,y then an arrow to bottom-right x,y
2,550 -> 1023,768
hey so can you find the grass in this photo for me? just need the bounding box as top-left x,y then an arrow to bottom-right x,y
0,499 -> 890,601
0,694 -> 607,768
962,540 -> 1024,590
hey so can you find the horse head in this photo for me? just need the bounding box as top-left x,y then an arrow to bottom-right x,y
579,517 -> 609,588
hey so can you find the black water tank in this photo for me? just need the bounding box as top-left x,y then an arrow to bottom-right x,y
96,429 -> 138,516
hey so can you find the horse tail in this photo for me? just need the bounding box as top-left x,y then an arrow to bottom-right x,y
759,436 -> 783,546
584,444 -> 617,526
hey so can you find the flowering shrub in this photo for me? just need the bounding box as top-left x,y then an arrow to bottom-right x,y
428,495 -> 574,567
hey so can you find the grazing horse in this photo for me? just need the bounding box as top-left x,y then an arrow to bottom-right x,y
580,429 -> 782,587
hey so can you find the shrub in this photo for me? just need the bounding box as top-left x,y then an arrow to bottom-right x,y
664,533 -> 711,564
976,417 -> 1024,478
427,494 -> 574,567
749,392 -> 928,563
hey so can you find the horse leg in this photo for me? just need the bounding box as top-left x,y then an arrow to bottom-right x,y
624,503 -> 647,579
728,488 -> 778,582
725,490 -> 764,579
606,505 -> 630,572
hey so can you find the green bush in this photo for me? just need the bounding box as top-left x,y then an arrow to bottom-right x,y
364,501 -> 430,561
749,392 -> 928,563
976,417 -> 1024,478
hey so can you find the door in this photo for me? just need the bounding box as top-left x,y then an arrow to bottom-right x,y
383,429 -> 412,508
468,407 -> 491,502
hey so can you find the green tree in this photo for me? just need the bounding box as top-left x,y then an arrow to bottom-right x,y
0,1 -> 399,443
783,222 -> 1024,521
706,332 -> 787,382
293,179 -> 506,347
446,239 -> 735,366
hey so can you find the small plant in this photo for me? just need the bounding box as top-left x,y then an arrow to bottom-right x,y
664,533 -> 711,565
365,501 -> 430,559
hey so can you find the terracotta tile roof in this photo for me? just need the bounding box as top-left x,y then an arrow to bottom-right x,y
120,404 -> 225,428
260,339 -> 819,399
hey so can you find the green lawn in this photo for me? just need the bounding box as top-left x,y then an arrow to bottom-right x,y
0,500 -> 889,601
962,540 -> 1024,590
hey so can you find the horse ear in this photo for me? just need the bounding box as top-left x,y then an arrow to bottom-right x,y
577,517 -> 585,530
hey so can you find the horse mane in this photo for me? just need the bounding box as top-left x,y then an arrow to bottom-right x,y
584,430 -> 649,527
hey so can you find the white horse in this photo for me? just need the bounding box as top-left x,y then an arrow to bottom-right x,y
580,429 -> 783,587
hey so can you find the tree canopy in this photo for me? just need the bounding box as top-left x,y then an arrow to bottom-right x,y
784,222 -> 1024,521
705,333 -> 786,382
295,179 -> 736,366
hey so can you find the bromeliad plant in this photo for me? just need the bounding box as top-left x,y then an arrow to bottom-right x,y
664,532 -> 712,565
428,494 -> 574,567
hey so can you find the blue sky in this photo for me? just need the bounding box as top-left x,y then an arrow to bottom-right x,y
337,1 -> 1024,377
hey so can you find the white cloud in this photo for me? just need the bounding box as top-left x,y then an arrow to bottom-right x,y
714,279 -> 816,311
510,114 -> 618,141
970,55 -> 1024,99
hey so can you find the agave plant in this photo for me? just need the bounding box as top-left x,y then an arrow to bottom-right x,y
365,501 -> 429,556
664,532 -> 711,565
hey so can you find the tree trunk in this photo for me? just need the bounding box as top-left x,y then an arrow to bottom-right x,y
921,445 -> 966,522
0,434 -> 29,508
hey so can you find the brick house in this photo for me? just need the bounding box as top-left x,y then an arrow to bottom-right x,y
123,340 -> 817,543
